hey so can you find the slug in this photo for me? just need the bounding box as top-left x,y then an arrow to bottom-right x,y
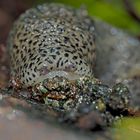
8,3 -> 96,87
7,3 -> 131,115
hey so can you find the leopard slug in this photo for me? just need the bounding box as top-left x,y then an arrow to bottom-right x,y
7,4 -> 131,121
8,3 -> 96,88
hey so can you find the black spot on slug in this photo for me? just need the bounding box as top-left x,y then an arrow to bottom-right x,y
57,57 -> 62,68
73,56 -> 77,60
64,53 -> 69,57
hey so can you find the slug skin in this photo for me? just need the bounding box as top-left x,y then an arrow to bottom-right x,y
8,3 -> 96,87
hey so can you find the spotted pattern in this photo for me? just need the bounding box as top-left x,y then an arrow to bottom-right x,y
8,3 -> 96,87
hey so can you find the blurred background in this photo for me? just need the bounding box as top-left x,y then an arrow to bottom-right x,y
0,0 -> 140,44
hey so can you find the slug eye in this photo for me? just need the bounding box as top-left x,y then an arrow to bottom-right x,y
64,62 -> 76,72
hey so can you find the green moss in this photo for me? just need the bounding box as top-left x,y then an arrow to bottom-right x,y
114,118 -> 140,140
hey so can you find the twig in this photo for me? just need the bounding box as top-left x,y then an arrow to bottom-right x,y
123,0 -> 140,23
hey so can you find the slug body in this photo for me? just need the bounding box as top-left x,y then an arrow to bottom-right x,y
7,3 -> 131,115
8,3 -> 96,87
